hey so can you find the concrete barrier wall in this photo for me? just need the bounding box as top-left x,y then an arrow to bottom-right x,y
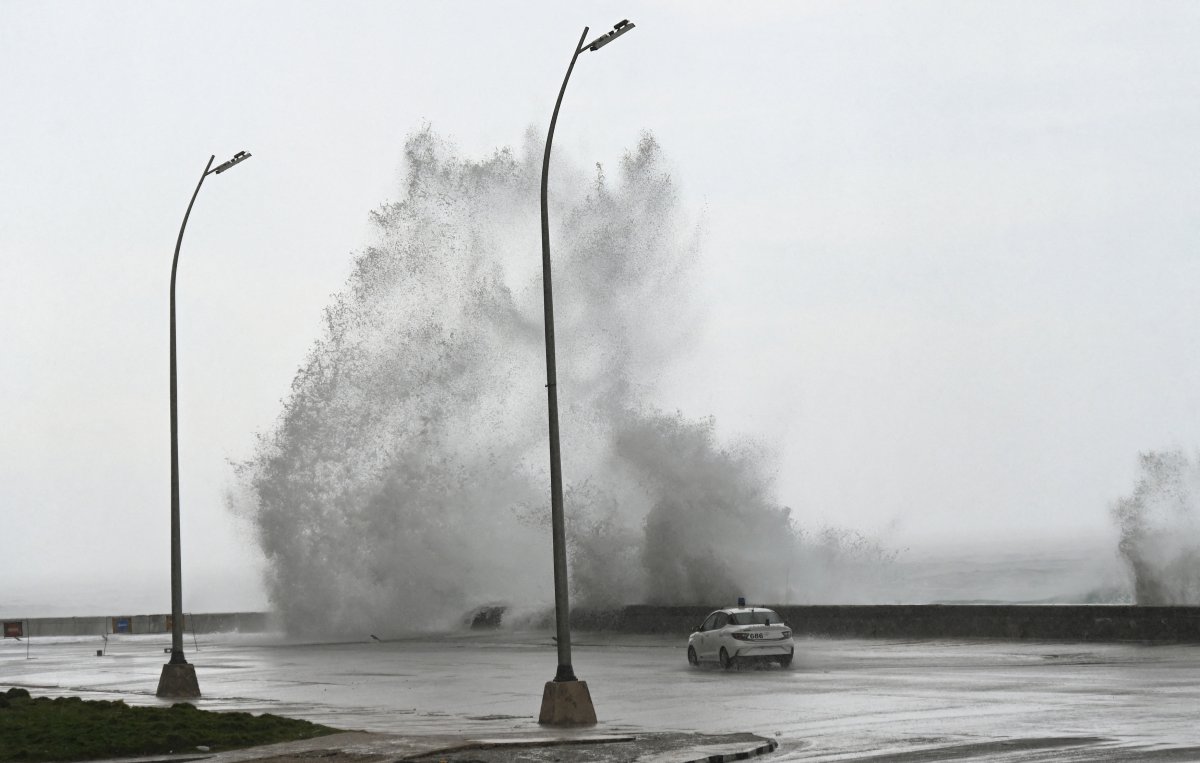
10,612 -> 272,638
13,606 -> 1200,642
22,617 -> 109,638
569,605 -> 1200,642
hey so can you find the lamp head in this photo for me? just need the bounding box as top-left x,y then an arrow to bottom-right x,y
213,151 -> 251,174
586,20 -> 635,52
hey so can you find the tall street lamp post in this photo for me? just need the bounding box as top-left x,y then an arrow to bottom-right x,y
537,20 -> 635,726
156,150 -> 251,699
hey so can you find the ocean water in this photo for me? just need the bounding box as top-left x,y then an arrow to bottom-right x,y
883,538 -> 1130,605
0,567 -> 269,620
1,536 -> 1132,620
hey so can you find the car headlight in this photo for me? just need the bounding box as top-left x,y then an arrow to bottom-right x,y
782,630 -> 791,639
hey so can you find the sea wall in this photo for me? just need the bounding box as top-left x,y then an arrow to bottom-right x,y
11,606 -> 1200,642
567,605 -> 1200,642
3,612 -> 272,638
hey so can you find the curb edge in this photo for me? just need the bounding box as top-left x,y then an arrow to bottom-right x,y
687,737 -> 779,763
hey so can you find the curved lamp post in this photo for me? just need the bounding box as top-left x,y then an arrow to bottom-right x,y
156,150 -> 251,699
537,20 -> 634,725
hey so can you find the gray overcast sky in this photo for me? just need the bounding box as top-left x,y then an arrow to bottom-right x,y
3,1 -> 1199,614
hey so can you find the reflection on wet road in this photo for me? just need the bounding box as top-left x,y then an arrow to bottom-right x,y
3,631 -> 1198,760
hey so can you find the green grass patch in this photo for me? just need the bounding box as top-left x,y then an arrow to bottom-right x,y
0,687 -> 340,761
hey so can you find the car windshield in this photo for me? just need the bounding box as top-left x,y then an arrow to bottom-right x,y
728,610 -> 782,626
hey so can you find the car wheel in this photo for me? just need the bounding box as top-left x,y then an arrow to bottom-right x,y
779,650 -> 793,668
719,647 -> 734,670
688,646 -> 699,666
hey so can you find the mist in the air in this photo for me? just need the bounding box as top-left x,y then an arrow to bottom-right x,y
1112,450 -> 1200,605
230,126 -> 898,636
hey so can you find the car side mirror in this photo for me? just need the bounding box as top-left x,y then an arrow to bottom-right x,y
696,624 -> 703,632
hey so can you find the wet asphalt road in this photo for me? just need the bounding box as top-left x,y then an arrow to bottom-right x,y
3,630 -> 1199,761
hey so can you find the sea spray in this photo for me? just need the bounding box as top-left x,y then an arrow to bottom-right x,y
1112,450 -> 1200,604
232,126 -> 894,636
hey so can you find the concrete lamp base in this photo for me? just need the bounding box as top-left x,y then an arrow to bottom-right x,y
156,663 -> 201,699
538,680 -> 597,725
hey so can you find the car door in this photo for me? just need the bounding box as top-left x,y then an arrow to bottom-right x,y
710,611 -> 731,659
698,612 -> 720,660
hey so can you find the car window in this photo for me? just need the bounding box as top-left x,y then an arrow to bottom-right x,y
700,613 -> 719,632
714,612 -> 730,629
729,610 -> 782,626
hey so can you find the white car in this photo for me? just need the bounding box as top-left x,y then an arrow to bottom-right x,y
688,607 -> 794,669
